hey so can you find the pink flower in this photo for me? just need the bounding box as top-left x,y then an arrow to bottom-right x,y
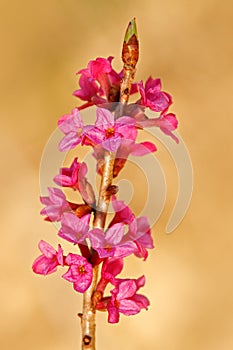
157,111 -> 179,143
58,212 -> 90,244
73,74 -> 105,104
40,187 -> 71,222
88,223 -> 136,259
137,111 -> 179,143
101,258 -> 124,283
96,258 -> 124,294
54,157 -> 87,190
78,57 -> 120,98
107,276 -> 150,323
80,57 -> 112,80
138,76 -> 172,112
83,108 -> 137,152
129,141 -> 157,156
109,196 -> 135,227
54,158 -> 95,205
74,57 -> 138,109
127,217 -> 154,260
62,253 -> 93,293
58,108 -> 84,151
32,240 -> 64,275
88,198 -> 153,260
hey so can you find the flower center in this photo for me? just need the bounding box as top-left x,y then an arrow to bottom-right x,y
78,265 -> 86,274
105,127 -> 115,138
104,244 -> 113,252
114,300 -> 120,308
77,127 -> 83,137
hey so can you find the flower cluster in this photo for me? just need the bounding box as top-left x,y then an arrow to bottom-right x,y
33,55 -> 178,323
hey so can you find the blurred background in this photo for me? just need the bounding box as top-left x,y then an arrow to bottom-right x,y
1,0 -> 233,349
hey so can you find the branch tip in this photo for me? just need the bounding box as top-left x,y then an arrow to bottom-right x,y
124,18 -> 138,43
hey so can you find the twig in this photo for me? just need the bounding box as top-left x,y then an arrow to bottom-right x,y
80,18 -> 139,350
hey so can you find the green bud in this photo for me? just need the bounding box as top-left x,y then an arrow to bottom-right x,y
124,18 -> 138,44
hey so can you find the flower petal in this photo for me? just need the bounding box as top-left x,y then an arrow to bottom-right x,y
95,108 -> 114,129
59,132 -> 81,152
105,223 -> 124,245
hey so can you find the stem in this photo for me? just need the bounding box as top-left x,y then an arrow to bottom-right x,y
80,18 -> 139,350
81,152 -> 115,350
81,265 -> 99,349
92,152 -> 115,230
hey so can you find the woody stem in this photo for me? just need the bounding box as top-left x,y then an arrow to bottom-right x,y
81,152 -> 115,350
80,17 -> 139,350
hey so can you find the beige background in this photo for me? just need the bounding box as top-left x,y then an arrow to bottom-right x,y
1,0 -> 233,349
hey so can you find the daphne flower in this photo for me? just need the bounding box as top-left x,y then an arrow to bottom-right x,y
58,108 -> 84,151
79,57 -> 112,79
73,74 -> 105,104
62,253 -> 93,293
54,158 -> 95,205
32,240 -> 64,275
157,111 -> 179,143
127,217 -> 154,260
137,110 -> 179,143
74,57 -> 138,109
88,223 -> 136,259
40,187 -> 70,222
109,196 -> 135,227
109,198 -> 154,260
138,76 -> 172,112
54,158 -> 87,189
88,223 -> 124,258
83,108 -> 137,152
78,57 -> 121,99
58,212 -> 90,244
95,258 -> 124,297
101,258 -> 124,284
107,276 -> 150,323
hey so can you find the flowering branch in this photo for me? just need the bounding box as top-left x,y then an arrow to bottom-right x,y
32,17 -> 179,350
81,19 -> 139,349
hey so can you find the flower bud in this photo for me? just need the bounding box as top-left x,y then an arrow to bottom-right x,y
122,18 -> 139,69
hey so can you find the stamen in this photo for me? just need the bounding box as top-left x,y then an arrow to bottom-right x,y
105,127 -> 115,138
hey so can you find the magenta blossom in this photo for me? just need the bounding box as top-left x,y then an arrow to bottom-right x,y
62,253 -> 93,293
54,157 -> 86,189
109,196 -> 135,227
40,187 -> 71,222
107,276 -> 150,323
79,57 -> 112,80
54,158 -> 95,205
73,74 -> 105,105
32,240 -> 64,275
74,57 -> 138,109
114,137 -> 157,159
101,258 -> 124,284
108,198 -> 153,259
138,76 -> 172,112
136,110 -> 179,143
58,212 -> 90,244
96,258 -> 124,294
88,223 -> 136,259
157,111 -> 179,143
58,108 -> 84,151
127,216 -> 154,260
83,108 -> 137,152
77,57 -> 121,99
